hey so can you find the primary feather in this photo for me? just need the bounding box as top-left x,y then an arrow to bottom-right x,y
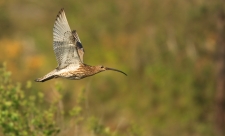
53,8 -> 83,69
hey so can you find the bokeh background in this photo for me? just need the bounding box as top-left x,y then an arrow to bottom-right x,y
0,0 -> 224,135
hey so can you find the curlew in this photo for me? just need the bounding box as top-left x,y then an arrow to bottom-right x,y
35,8 -> 126,82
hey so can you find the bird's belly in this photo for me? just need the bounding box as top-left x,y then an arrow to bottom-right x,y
58,73 -> 83,80
66,76 -> 82,80
57,70 -> 85,80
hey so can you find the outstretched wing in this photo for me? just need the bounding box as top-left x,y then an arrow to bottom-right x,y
53,8 -> 81,69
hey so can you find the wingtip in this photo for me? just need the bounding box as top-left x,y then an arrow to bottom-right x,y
60,8 -> 65,12
56,8 -> 65,20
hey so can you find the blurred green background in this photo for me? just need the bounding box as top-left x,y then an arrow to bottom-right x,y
0,0 -> 224,135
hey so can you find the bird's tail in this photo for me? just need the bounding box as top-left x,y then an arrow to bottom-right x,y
35,69 -> 58,82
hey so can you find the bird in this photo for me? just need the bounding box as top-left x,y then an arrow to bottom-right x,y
35,8 -> 127,82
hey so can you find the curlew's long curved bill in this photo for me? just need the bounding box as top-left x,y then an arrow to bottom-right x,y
105,67 -> 127,76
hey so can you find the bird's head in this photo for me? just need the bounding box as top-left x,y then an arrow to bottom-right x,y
96,65 -> 127,76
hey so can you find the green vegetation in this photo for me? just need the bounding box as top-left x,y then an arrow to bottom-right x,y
0,0 -> 224,135
0,64 -> 60,136
0,64 -> 141,136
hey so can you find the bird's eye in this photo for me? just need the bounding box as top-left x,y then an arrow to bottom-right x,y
100,66 -> 104,68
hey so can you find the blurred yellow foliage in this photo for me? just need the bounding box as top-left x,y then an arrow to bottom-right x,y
0,38 -> 44,81
26,56 -> 44,70
0,39 -> 22,59
0,0 -> 5,6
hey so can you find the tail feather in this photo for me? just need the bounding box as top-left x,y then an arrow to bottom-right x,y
35,76 -> 56,82
35,69 -> 58,82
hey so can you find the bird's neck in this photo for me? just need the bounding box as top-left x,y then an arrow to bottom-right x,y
81,64 -> 101,76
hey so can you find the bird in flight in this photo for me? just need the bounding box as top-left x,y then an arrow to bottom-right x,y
35,8 -> 126,82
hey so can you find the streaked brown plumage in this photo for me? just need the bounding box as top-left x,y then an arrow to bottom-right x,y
35,8 -> 126,82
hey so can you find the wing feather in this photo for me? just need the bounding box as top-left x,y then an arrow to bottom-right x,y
72,30 -> 84,62
53,8 -> 82,69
